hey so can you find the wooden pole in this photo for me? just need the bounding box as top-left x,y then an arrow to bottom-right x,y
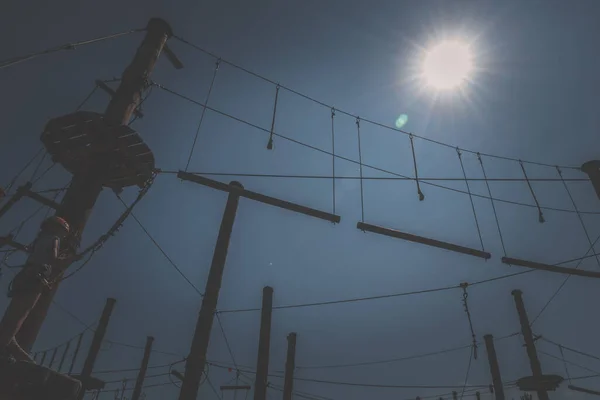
484,334 -> 505,400
512,290 -> 549,400
581,160 -> 600,201
282,333 -> 297,400
254,287 -> 274,400
69,332 -> 84,375
77,298 -> 116,400
14,18 -> 173,352
131,336 -> 154,400
178,183 -> 243,400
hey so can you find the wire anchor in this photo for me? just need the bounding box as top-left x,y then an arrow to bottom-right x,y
520,161 -> 545,223
266,84 -> 280,150
460,282 -> 478,360
409,134 -> 425,201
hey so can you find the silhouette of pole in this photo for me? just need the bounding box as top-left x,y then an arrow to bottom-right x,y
282,333 -> 297,400
48,347 -> 58,369
582,160 -> 600,201
131,336 -> 154,400
254,287 -> 274,400
512,290 -> 549,400
78,298 -> 116,400
178,182 -> 243,400
14,18 -> 173,352
484,334 -> 505,400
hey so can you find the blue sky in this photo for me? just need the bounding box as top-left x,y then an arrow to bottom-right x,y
2,1 -> 600,399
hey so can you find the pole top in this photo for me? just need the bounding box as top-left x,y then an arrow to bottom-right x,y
511,289 -> 523,296
147,18 -> 174,38
229,181 -> 244,190
581,160 -> 600,174
263,286 -> 274,293
483,334 -> 493,339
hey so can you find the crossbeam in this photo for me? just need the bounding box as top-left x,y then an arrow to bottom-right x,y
502,257 -> 600,279
220,385 -> 251,391
0,235 -> 29,253
569,385 -> 600,396
24,189 -> 60,209
357,221 -> 491,260
177,171 -> 340,223
0,183 -> 32,220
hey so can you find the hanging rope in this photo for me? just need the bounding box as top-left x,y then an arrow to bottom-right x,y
0,28 -> 143,70
55,175 -> 155,284
557,166 -> 600,269
331,108 -> 336,215
29,152 -> 48,183
75,85 -> 98,112
457,148 -> 484,251
2,147 -> 44,195
459,345 -> 474,400
559,345 -> 572,384
478,153 -> 507,256
266,84 -> 280,150
519,161 -> 545,223
185,58 -> 221,171
460,283 -> 478,360
356,117 -> 365,222
409,134 -> 425,201
32,162 -> 56,185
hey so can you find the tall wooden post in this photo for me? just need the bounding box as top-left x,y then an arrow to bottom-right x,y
131,336 -> 154,400
14,17 -> 173,352
512,290 -> 549,400
178,183 -> 243,400
581,160 -> 600,201
282,332 -> 297,400
484,334 -> 505,400
77,298 -> 116,400
254,287 -> 274,400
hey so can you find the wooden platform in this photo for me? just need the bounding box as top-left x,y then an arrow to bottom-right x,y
41,111 -> 155,191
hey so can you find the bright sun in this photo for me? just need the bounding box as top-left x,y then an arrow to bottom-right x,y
422,41 -> 473,90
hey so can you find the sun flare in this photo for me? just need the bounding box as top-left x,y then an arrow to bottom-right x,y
422,40 -> 473,90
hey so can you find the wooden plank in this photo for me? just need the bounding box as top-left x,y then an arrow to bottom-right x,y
569,385 -> 600,396
502,257 -> 600,278
178,171 -> 341,223
220,385 -> 251,391
25,190 -> 60,209
357,221 -> 492,260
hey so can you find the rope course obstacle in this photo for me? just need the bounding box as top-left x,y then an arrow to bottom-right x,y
1,18 -> 600,400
